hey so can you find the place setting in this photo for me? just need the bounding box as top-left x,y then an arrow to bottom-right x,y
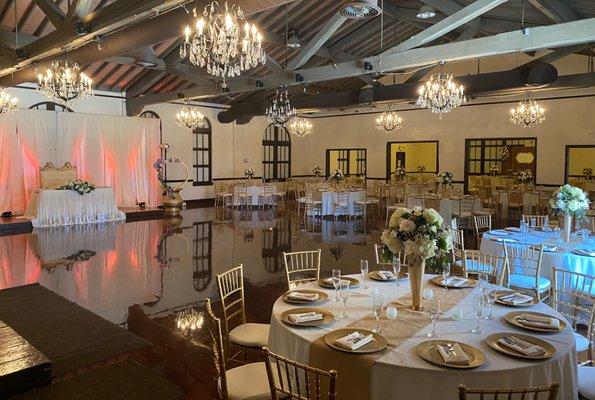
280,307 -> 335,327
489,290 -> 538,307
323,328 -> 387,354
281,289 -> 328,305
504,311 -> 567,333
486,333 -> 556,360
416,340 -> 486,369
431,275 -> 476,289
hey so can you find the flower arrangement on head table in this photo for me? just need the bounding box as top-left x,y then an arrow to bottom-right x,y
435,171 -> 454,186
58,179 -> 95,196
549,184 -> 590,217
380,206 -> 452,263
329,169 -> 344,182
312,166 -> 323,178
518,169 -> 533,183
244,168 -> 255,179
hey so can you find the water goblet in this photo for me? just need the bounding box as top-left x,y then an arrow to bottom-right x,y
471,295 -> 484,334
386,306 -> 398,320
337,282 -> 350,319
332,268 -> 341,302
392,258 -> 401,287
427,298 -> 441,338
372,293 -> 384,334
442,262 -> 451,284
483,292 -> 495,320
360,259 -> 369,290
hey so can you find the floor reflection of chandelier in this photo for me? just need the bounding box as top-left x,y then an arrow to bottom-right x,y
176,104 -> 206,130
175,308 -> 204,336
180,1 -> 266,88
510,94 -> 545,127
266,88 -> 297,127
0,87 -> 18,114
376,108 -> 403,132
287,117 -> 312,137
416,64 -> 465,119
37,60 -> 93,105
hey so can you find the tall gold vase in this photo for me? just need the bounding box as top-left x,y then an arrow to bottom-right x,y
408,259 -> 426,311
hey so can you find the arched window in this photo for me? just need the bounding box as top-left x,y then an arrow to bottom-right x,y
193,118 -> 212,186
262,124 -> 291,181
29,101 -> 73,112
140,110 -> 160,119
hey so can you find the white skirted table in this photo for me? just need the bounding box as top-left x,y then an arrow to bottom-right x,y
25,188 -> 126,228
406,196 -> 484,226
232,184 -> 282,206
269,274 -> 577,400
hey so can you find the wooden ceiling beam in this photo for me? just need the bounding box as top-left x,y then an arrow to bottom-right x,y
32,0 -> 65,28
527,0 -> 578,23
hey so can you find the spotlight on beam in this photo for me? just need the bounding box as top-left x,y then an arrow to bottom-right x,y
363,61 -> 373,72
295,74 -> 304,83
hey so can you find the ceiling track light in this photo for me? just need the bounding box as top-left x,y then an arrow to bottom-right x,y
416,5 -> 436,19
286,28 -> 301,48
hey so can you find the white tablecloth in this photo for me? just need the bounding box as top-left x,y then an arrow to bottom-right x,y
495,192 -> 539,220
24,188 -> 125,228
406,197 -> 483,225
480,229 -> 595,280
321,190 -> 365,216
269,275 -> 577,400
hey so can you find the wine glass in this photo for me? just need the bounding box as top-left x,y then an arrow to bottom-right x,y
483,292 -> 495,320
427,298 -> 441,338
471,295 -> 484,334
338,282 -> 350,319
332,269 -> 341,302
360,259 -> 369,290
392,258 -> 401,287
372,294 -> 383,334
478,273 -> 489,297
442,262 -> 451,283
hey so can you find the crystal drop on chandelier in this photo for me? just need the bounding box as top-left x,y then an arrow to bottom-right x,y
416,71 -> 465,118
287,117 -> 313,137
180,1 -> 266,88
0,87 -> 18,114
266,89 -> 297,127
509,94 -> 545,128
176,105 -> 206,130
36,60 -> 93,105
376,108 -> 403,132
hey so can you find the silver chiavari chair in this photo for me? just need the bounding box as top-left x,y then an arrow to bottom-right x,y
473,214 -> 492,249
504,243 -> 551,302
521,214 -> 550,228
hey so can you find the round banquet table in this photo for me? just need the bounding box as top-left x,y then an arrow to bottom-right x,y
269,275 -> 578,400
480,229 -> 595,280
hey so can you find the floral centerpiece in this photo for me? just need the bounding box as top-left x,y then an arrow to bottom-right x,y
393,166 -> 406,181
584,168 -> 593,179
329,169 -> 344,183
312,166 -> 323,178
518,169 -> 533,184
58,179 -> 95,195
153,157 -> 190,217
436,171 -> 453,186
549,184 -> 590,241
380,206 -> 452,310
154,158 -> 175,198
244,168 -> 255,179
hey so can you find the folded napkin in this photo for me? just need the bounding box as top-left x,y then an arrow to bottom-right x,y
376,271 -> 397,281
489,230 -> 509,236
520,313 -> 560,329
288,311 -> 324,324
443,276 -> 468,287
437,343 -> 470,365
505,227 -> 521,232
498,292 -> 533,305
491,237 -> 519,243
324,278 -> 351,286
575,249 -> 595,257
287,291 -> 320,302
541,245 -> 559,252
497,336 -> 545,356
334,331 -> 374,351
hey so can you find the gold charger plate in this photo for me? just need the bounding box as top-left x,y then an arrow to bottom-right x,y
490,290 -> 538,307
430,276 -> 476,289
486,333 -> 556,360
504,311 -> 566,333
323,328 -> 387,354
417,340 -> 486,369
280,307 -> 334,327
282,289 -> 328,305
366,270 -> 407,282
317,276 -> 360,289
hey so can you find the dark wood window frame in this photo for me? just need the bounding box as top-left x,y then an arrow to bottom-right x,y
192,118 -> 213,186
325,148 -> 367,178
262,124 -> 291,182
385,140 -> 439,182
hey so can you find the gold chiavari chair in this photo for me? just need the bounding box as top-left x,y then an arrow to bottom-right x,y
472,214 -> 492,249
452,196 -> 477,230
354,186 -> 380,221
304,191 -> 323,222
450,229 -> 480,275
263,347 -> 337,400
215,182 -> 234,208
521,214 -> 550,228
507,191 -> 524,221
258,183 -> 275,209
458,383 -> 559,400
216,265 -> 270,358
204,298 -> 272,400
457,249 -> 508,285
504,243 -> 550,302
282,250 -> 321,289
374,243 -> 406,266
385,186 -> 406,226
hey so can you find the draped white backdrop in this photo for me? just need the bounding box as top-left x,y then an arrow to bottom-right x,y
0,109 -> 161,211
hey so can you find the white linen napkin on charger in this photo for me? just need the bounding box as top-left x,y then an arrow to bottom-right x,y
443,276 -> 468,286
334,331 -> 374,350
497,336 -> 545,356
377,271 -> 397,280
498,292 -> 533,305
287,291 -> 320,301
324,278 -> 351,286
288,311 -> 323,324
437,343 -> 470,365
520,313 -> 560,329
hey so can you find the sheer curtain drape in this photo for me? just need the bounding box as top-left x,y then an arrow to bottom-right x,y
0,109 -> 160,211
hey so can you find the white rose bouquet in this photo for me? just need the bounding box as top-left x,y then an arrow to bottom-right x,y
58,179 -> 95,196
549,184 -> 590,216
518,169 -> 533,183
436,171 -> 454,186
244,168 -> 255,179
312,166 -> 323,177
330,169 -> 344,182
394,166 -> 406,179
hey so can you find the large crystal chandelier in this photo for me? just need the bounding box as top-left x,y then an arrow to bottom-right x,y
0,88 -> 18,114
180,1 -> 266,88
510,93 -> 545,127
37,60 -> 93,105
416,63 -> 465,119
376,107 -> 403,132
176,104 -> 206,130
266,88 -> 297,126
287,117 -> 313,137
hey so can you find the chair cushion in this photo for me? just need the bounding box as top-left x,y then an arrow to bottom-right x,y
578,366 -> 595,400
509,274 -> 551,292
221,362 -> 271,400
229,323 -> 270,348
575,332 -> 591,353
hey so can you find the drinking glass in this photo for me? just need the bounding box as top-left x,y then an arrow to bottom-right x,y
392,258 -> 401,287
478,273 -> 489,297
442,262 -> 451,283
471,295 -> 484,334
372,294 -> 384,334
427,298 -> 441,338
338,282 -> 350,319
360,259 -> 369,290
332,269 -> 341,302
483,292 -> 495,320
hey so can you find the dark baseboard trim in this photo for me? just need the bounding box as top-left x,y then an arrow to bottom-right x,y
185,198 -> 215,208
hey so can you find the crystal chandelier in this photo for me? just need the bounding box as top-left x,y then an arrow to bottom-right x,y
266,88 -> 297,126
376,107 -> 403,132
510,93 -> 545,127
416,63 -> 465,119
37,60 -> 93,105
287,117 -> 313,137
176,104 -> 206,130
180,1 -> 266,88
0,87 -> 18,114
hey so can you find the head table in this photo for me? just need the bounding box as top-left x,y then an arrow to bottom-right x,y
269,275 -> 577,400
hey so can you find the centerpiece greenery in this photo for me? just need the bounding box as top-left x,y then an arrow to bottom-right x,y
549,184 -> 590,241
58,179 -> 95,195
